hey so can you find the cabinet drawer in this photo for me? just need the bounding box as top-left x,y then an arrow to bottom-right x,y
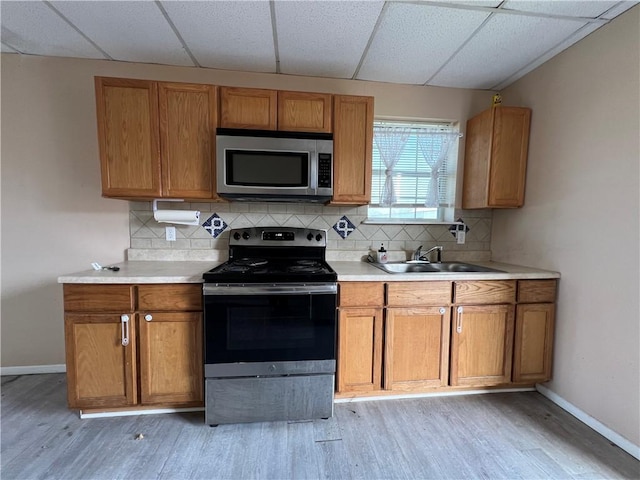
517,280 -> 557,303
137,284 -> 203,311
64,284 -> 133,312
454,281 -> 515,305
339,282 -> 384,307
387,282 -> 452,307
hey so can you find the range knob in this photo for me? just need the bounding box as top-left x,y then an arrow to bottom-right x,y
233,232 -> 241,241
307,233 -> 314,241
316,234 -> 323,242
242,231 -> 250,240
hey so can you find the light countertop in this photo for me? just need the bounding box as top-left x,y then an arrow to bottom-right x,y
57,261 -> 219,284
58,260 -> 559,284
331,261 -> 560,281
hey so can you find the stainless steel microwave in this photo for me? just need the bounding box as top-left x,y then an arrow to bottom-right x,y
216,129 -> 333,203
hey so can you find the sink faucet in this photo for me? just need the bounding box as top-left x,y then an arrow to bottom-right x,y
413,245 -> 443,263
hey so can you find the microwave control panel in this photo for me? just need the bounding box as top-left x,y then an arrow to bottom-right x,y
318,153 -> 332,188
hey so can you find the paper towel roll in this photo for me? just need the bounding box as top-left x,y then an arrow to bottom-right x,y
153,209 -> 200,225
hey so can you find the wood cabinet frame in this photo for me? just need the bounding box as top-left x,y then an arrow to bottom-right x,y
63,283 -> 203,411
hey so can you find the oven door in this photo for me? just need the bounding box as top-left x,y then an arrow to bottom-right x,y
203,283 -> 337,370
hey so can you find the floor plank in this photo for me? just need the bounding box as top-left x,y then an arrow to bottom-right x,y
1,374 -> 638,479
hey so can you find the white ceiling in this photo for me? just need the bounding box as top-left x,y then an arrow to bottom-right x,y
1,0 -> 637,90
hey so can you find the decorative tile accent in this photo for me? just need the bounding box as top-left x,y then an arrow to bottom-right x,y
449,218 -> 470,237
202,213 -> 228,238
333,215 -> 356,239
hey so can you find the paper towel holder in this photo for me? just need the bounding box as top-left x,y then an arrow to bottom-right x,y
152,199 -> 201,226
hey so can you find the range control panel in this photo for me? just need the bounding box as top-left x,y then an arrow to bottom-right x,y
229,227 -> 327,247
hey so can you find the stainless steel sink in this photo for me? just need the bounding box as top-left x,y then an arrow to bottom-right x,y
370,261 -> 504,274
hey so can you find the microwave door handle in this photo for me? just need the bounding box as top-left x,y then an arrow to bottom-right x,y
309,152 -> 318,191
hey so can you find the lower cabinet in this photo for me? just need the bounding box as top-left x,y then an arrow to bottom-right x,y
384,307 -> 450,390
65,312 -> 137,408
336,278 -> 557,397
513,280 -> 557,383
337,307 -> 383,393
138,312 -> 203,405
63,284 -> 203,410
336,282 -> 384,393
449,304 -> 515,386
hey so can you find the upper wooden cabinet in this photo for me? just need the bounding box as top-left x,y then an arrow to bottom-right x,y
219,87 -> 277,130
96,78 -> 161,198
462,106 -> 531,208
159,83 -> 218,199
95,77 -> 219,200
278,91 -> 332,133
219,87 -> 332,133
332,95 -> 374,205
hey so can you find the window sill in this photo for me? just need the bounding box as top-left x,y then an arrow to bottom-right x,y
363,218 -> 463,225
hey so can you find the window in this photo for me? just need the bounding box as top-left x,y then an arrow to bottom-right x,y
367,121 -> 460,223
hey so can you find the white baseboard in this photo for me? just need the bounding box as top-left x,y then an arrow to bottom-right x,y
80,407 -> 204,419
335,387 -> 536,403
1,364 -> 66,376
536,384 -> 640,461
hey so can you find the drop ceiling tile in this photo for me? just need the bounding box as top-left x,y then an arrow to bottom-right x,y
0,1 -> 105,59
51,1 -> 193,66
276,1 -> 384,78
599,1 -> 639,19
502,0 -> 618,18
439,0 -> 503,7
1,42 -> 18,53
493,22 -> 601,90
161,0 -> 275,72
357,3 -> 490,84
430,13 -> 588,89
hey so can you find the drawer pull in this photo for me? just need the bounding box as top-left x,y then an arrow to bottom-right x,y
121,314 -> 130,346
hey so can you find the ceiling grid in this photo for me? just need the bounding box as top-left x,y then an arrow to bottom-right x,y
1,0 -> 636,90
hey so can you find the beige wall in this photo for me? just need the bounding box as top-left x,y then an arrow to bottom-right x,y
493,6 -> 640,446
0,53 -> 491,367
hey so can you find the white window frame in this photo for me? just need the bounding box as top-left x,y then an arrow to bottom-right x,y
366,119 -> 460,224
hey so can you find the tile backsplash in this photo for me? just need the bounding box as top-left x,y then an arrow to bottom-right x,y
129,201 -> 492,262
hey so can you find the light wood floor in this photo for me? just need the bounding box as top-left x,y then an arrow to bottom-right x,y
1,374 -> 638,479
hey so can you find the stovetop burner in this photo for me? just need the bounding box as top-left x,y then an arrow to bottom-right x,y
203,227 -> 337,284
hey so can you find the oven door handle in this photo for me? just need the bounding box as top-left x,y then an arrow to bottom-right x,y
203,283 -> 337,296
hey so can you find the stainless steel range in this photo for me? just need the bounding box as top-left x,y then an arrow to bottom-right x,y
202,227 -> 337,425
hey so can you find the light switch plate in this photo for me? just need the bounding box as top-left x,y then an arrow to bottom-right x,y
165,226 -> 176,242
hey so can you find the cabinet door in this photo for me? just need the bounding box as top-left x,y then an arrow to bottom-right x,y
65,313 -> 136,408
337,308 -> 383,393
513,303 -> 555,383
331,95 -> 374,205
450,304 -> 515,386
219,87 -> 277,130
462,106 -> 531,208
488,107 -> 531,207
385,307 -> 450,390
138,312 -> 203,405
277,91 -> 332,133
159,83 -> 219,199
95,77 -> 161,198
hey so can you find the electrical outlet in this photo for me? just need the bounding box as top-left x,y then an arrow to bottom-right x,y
456,225 -> 466,244
165,226 -> 176,242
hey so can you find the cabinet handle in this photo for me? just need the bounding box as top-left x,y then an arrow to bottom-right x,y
120,314 -> 130,346
439,307 -> 446,315
144,314 -> 153,322
456,306 -> 463,333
